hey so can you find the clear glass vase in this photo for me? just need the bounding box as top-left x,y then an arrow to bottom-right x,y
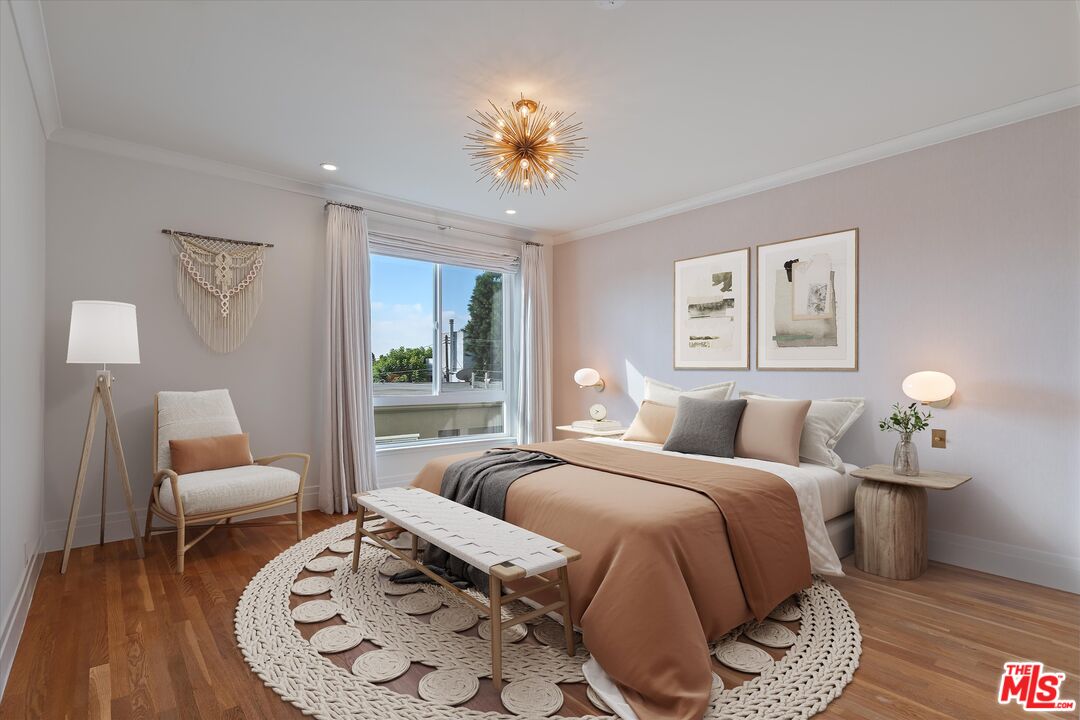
893,432 -> 919,476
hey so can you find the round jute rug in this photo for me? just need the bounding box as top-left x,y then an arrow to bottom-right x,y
235,520 -> 861,719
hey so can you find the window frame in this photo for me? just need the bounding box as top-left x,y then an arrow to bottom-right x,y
370,252 -> 518,446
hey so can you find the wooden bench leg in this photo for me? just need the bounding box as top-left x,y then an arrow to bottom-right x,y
351,512 -> 365,572
557,566 -> 575,656
489,574 -> 503,690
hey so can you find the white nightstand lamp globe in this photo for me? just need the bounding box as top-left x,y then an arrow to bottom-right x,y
902,371 -> 956,408
573,367 -> 605,392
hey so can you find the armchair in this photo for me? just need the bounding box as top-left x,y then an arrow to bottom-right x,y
144,389 -> 309,572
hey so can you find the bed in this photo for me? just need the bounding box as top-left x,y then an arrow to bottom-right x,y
411,436 -> 860,720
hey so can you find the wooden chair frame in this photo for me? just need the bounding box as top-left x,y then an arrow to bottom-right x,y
143,394 -> 310,572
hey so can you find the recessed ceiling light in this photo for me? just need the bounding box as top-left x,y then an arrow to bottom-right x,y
320,163 -> 338,171
505,209 -> 517,215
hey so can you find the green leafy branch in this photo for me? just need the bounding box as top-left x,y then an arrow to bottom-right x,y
878,402 -> 932,435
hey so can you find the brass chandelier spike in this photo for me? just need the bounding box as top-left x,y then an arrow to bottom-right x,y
464,93 -> 586,197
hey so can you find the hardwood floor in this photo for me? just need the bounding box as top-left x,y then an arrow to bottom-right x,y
1,510 -> 1076,719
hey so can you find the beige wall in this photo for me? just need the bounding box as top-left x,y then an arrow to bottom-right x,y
0,0 -> 47,689
552,109 -> 1080,592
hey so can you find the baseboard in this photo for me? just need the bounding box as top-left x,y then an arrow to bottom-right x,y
0,536 -> 43,697
42,485 -> 321,552
929,530 -> 1080,594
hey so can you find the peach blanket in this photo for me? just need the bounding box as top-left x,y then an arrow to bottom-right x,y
412,440 -> 812,720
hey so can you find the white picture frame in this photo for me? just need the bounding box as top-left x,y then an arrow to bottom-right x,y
756,228 -> 858,370
673,247 -> 750,369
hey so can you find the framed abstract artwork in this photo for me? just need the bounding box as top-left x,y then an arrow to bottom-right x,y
756,228 -> 858,370
673,247 -> 750,369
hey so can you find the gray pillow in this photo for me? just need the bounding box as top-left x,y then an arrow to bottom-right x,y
662,397 -> 748,458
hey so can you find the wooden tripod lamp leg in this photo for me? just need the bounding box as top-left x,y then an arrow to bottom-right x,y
61,372 -> 146,575
98,372 -> 145,559
61,384 -> 102,574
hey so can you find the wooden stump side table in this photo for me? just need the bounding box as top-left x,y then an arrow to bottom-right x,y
851,464 -> 972,580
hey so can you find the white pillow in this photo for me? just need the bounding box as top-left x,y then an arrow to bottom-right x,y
643,377 -> 735,407
740,391 -> 864,472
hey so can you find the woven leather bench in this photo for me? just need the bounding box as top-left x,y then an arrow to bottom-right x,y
351,487 -> 580,688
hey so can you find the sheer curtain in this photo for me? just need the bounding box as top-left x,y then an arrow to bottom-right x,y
321,205 -> 378,514
518,243 -> 552,443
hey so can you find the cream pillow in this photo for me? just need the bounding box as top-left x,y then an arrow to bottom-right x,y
734,397 -> 811,467
741,391 -> 864,472
643,377 -> 735,407
622,401 -> 678,444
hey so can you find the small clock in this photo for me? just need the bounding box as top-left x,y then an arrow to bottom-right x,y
589,403 -> 608,421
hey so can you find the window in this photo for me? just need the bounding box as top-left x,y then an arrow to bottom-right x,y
370,253 -> 514,446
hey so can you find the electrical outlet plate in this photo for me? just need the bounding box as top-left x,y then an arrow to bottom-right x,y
931,429 -> 947,448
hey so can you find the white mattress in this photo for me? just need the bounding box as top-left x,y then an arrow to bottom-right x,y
801,462 -> 860,521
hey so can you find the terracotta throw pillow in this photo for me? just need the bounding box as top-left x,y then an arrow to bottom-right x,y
169,433 -> 252,475
622,401 -> 678,444
734,397 -> 811,467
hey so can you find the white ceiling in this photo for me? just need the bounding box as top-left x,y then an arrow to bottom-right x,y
38,0 -> 1080,236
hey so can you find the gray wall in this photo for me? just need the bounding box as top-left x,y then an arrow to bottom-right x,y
552,109 -> 1080,592
43,143 -> 326,549
1,0 -> 47,688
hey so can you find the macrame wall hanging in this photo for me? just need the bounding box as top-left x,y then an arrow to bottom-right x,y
162,229 -> 273,353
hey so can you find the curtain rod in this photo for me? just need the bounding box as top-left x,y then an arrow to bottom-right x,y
323,200 -> 541,246
161,228 -> 274,248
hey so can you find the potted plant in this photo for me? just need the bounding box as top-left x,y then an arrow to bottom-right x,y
878,402 -> 932,476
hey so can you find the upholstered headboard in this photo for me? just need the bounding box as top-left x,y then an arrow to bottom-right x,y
155,389 -> 244,472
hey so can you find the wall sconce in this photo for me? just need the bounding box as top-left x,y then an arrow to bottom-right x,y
573,367 -> 605,392
902,371 -> 956,408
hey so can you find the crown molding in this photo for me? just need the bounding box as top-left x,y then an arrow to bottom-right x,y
7,0 -> 61,138
49,126 -> 542,245
556,86 -> 1080,244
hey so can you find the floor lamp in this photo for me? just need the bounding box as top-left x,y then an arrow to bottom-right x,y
61,301 -> 146,574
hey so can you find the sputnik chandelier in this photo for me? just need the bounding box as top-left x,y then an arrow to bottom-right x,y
465,94 -> 586,196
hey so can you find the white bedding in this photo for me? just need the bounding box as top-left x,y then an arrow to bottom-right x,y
812,461 -> 860,520
585,437 -> 845,576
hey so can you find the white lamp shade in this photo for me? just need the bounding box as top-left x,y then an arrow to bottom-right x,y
67,301 -> 141,364
902,371 -> 955,403
573,367 -> 601,387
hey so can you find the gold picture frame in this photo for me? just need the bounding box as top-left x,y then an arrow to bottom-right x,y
673,247 -> 751,370
756,228 -> 859,371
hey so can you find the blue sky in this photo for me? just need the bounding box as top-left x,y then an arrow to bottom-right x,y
370,254 -> 481,357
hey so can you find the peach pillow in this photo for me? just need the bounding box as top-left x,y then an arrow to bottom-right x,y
169,433 -> 252,475
622,401 -> 678,444
734,398 -> 811,466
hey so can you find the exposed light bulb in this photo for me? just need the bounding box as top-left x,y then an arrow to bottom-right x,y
495,169 -> 503,177
520,105 -> 529,116
547,170 -> 555,179
547,134 -> 556,143
549,120 -> 556,129
493,131 -> 502,141
497,118 -> 505,128
523,178 -> 530,187
519,158 -> 529,169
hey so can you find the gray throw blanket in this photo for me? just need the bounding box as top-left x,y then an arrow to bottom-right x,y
420,449 -> 564,590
